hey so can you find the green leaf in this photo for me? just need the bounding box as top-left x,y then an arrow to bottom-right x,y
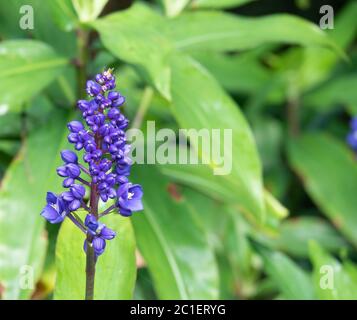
288,133 -> 357,246
309,241 -> 357,299
298,1 -> 357,92
274,1 -> 357,97
191,0 -> 256,9
0,110 -> 68,299
160,161 -> 287,234
54,213 -> 136,300
0,40 -> 67,112
192,51 -> 270,94
303,74 -> 357,113
167,11 -> 342,54
256,245 -> 315,299
223,212 -> 257,297
72,0 -> 108,22
93,3 -> 340,101
31,0 -> 77,58
50,0 -> 78,31
160,0 -> 190,17
0,1 -> 77,57
131,165 -> 219,299
91,3 -> 173,99
169,54 -> 265,223
264,217 -> 349,258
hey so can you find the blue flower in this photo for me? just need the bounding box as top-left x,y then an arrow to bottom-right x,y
41,68 -> 143,259
116,183 -> 143,216
61,150 -> 78,164
41,192 -> 68,224
84,214 -> 116,256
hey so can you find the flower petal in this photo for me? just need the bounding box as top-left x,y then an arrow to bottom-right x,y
41,205 -> 64,224
100,226 -> 116,240
93,237 -> 106,256
46,192 -> 57,205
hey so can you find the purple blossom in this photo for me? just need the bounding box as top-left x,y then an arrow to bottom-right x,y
116,183 -> 143,216
84,214 -> 116,256
61,150 -> 78,164
40,68 -> 143,258
41,192 -> 68,224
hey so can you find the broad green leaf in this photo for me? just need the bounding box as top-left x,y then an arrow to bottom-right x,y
160,0 -> 190,17
91,3 -> 173,99
72,0 -> 108,22
160,161 -> 287,234
294,1 -> 357,92
309,241 -> 357,299
167,11 -> 341,54
223,211 -> 257,296
0,139 -> 19,156
169,54 -> 265,223
191,0 -> 256,9
54,213 -> 136,300
131,165 -> 219,299
50,0 -> 78,31
263,217 -> 348,258
0,110 -> 68,299
303,74 -> 357,113
0,40 -> 67,112
31,0 -> 77,57
192,51 -> 270,94
0,1 -> 77,57
256,245 -> 315,299
288,134 -> 357,246
0,1 -> 25,38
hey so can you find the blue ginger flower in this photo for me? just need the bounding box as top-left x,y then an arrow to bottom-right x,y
84,214 -> 116,256
40,68 -> 143,257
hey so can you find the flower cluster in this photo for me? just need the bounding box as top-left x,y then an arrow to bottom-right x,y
41,68 -> 143,257
347,117 -> 357,152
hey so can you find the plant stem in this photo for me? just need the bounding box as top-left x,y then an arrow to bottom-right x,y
286,81 -> 300,137
67,213 -> 86,233
98,204 -> 116,218
77,177 -> 91,187
76,28 -> 89,100
85,239 -> 96,300
85,181 -> 98,300
287,95 -> 300,137
76,25 -> 95,300
131,86 -> 154,130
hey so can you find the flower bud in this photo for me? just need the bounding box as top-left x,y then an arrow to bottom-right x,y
61,150 -> 78,164
67,121 -> 84,133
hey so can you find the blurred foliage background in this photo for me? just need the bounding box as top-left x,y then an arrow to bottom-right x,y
1,0 -> 357,300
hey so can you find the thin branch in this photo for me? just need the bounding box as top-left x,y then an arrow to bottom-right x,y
67,213 -> 86,234
98,204 -> 116,218
79,164 -> 90,176
131,86 -> 154,130
77,177 -> 91,187
81,201 -> 91,212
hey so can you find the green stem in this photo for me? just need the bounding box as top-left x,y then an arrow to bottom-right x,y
76,28 -> 89,100
85,181 -> 98,300
286,81 -> 300,137
85,240 -> 96,300
75,25 -> 95,300
287,95 -> 300,137
131,86 -> 154,130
